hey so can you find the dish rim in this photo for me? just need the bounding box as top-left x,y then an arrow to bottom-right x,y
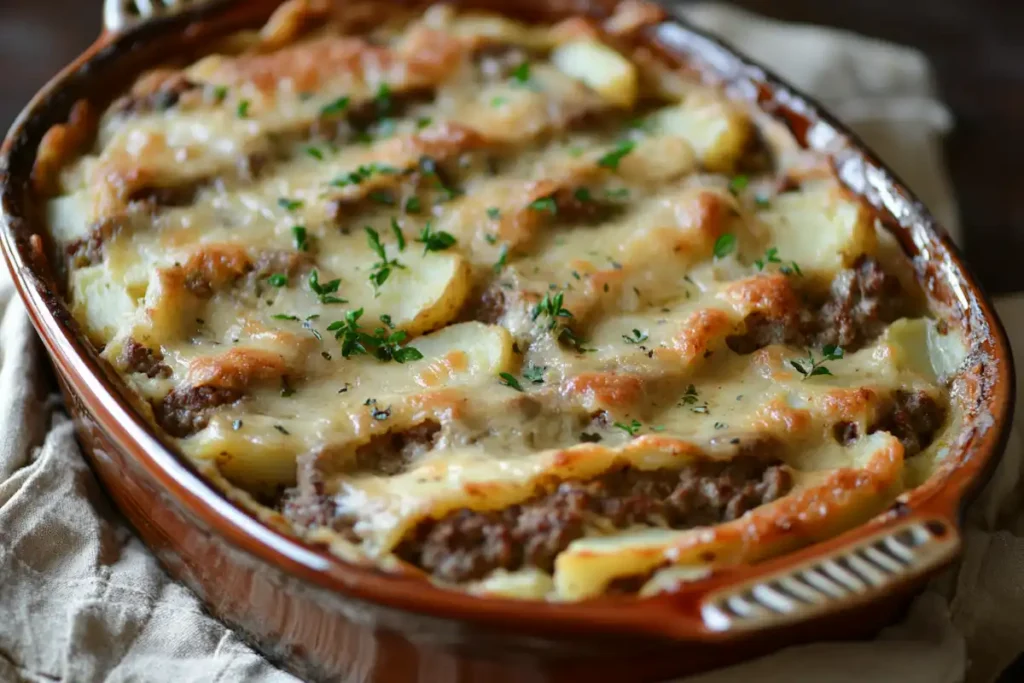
0,0 -> 1014,643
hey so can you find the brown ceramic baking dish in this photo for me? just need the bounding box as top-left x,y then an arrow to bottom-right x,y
0,0 -> 1014,680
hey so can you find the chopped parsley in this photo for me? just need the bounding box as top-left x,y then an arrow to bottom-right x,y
305,146 -> 324,161
754,246 -> 781,271
320,95 -> 351,116
780,261 -> 804,276
573,187 -> 593,202
277,197 -> 303,212
272,314 -> 300,321
713,233 -> 736,259
728,174 -> 750,195
486,207 -> 501,220
366,226 -> 405,293
491,96 -> 508,108
374,83 -> 394,116
614,419 -> 642,437
308,269 -> 346,304
236,99 -> 250,118
597,140 -> 636,171
209,85 -> 228,103
523,364 -> 546,384
416,116 -> 433,129
498,372 -> 524,391
493,243 -> 509,274
292,225 -> 309,252
528,196 -> 557,214
622,328 -> 649,344
368,189 -> 395,206
273,424 -> 290,435
416,222 -> 457,253
790,345 -> 844,379
404,196 -> 422,214
267,273 -> 288,287
681,384 -> 699,405
605,188 -> 630,200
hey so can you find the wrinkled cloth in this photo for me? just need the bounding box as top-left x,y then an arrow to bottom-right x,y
0,4 -> 1019,682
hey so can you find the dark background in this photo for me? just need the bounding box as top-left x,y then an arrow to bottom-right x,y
2,0 -> 1022,293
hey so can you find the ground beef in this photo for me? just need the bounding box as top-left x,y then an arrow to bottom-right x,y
395,455 -> 793,583
118,339 -> 171,379
154,385 -> 242,438
66,217 -> 125,268
551,187 -> 623,226
868,390 -> 945,457
129,182 -> 204,208
727,256 -> 908,355
458,283 -> 507,324
353,421 -> 441,476
111,74 -> 199,115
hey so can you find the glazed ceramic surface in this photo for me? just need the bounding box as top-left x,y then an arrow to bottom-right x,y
0,1 -> 1013,680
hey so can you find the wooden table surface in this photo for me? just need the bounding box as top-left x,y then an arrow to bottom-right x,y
1,0 -> 1021,293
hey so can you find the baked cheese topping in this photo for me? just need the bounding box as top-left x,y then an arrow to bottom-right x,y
43,1 -> 966,600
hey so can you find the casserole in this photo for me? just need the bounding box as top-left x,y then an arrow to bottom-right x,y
0,0 -> 1013,680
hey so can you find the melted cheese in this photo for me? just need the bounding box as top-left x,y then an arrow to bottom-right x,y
45,1 -> 966,601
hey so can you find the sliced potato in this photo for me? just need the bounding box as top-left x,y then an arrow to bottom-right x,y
649,93 -> 752,171
551,40 -> 638,108
69,265 -> 136,346
365,250 -> 472,336
758,182 -> 876,280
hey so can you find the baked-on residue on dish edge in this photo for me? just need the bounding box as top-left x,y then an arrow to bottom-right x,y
40,0 -> 966,600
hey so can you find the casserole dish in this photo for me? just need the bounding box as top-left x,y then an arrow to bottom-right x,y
0,0 -> 1013,680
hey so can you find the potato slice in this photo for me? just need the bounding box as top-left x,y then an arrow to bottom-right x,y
366,250 -> 472,336
649,93 -> 752,171
551,40 -> 638,108
758,183 -> 876,280
69,265 -> 137,347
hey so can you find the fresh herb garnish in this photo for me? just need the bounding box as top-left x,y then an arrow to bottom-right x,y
305,146 -> 324,161
236,99 -> 250,118
597,140 -> 636,171
390,218 -> 406,251
380,314 -> 394,329
232,419 -> 243,431
754,246 -> 781,271
416,116 -> 433,129
366,226 -> 405,293
272,313 -> 300,321
372,406 -> 392,420
728,175 -> 749,195
614,419 -> 642,436
532,290 -> 573,330
528,196 -> 557,214
330,163 -> 398,188
273,424 -> 290,435
713,233 -> 736,259
754,195 -> 771,208
267,273 -> 288,287
374,83 -> 393,116
404,196 -> 422,214
320,96 -> 351,116
308,269 -> 346,304
780,261 -> 803,276
681,384 -> 699,405
277,197 -> 303,212
416,222 -> 457,253
510,62 -> 531,86
523,364 -> 546,384
605,188 -> 630,200
209,85 -> 228,103
493,243 -> 509,274
486,207 -> 501,220
573,187 -> 593,202
622,328 -> 649,344
498,372 -> 524,391
326,307 -> 423,362
790,345 -> 844,379
368,189 -> 395,206
292,225 -> 309,252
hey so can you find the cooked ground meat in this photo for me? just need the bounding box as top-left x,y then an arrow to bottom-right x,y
726,256 -> 908,355
154,385 -> 242,438
459,283 -> 507,324
66,217 -> 126,268
868,390 -> 945,457
551,187 -> 623,225
118,339 -> 171,379
354,421 -> 442,476
111,74 -> 199,115
395,455 -> 792,583
129,182 -> 204,208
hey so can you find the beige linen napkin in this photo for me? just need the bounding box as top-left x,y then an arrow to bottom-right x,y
0,4 -> 1018,682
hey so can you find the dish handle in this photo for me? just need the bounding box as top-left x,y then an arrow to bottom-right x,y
696,513 -> 959,633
